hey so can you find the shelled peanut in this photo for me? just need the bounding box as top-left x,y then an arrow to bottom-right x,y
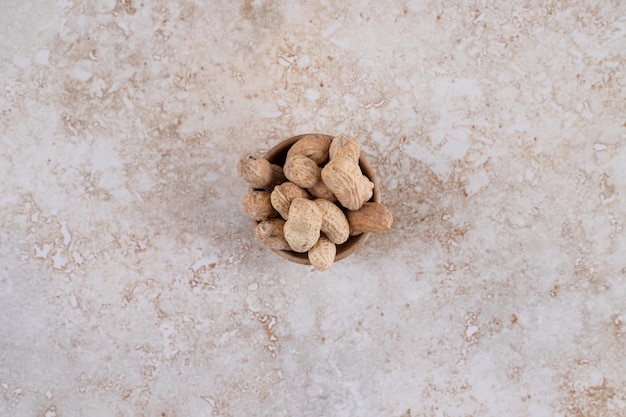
237,154 -> 285,189
242,190 -> 278,221
237,133 -> 392,271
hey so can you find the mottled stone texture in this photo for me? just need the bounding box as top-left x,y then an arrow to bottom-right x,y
1,1 -> 625,416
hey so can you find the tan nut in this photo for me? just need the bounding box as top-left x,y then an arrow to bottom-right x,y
307,179 -> 337,202
308,236 -> 336,271
329,134 -> 360,164
314,199 -> 349,244
270,182 -> 310,220
346,202 -> 393,235
242,190 -> 279,221
237,154 -> 285,189
283,198 -> 322,253
321,155 -> 374,211
255,218 -> 291,251
286,134 -> 332,165
283,154 -> 321,189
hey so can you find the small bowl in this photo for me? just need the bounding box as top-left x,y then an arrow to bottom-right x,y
254,134 -> 380,265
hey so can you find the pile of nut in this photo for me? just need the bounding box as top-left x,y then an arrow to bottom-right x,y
238,133 -> 392,271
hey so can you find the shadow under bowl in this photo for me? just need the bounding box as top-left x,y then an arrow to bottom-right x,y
255,134 -> 380,265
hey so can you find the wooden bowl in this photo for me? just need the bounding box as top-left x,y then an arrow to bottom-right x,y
256,134 -> 380,265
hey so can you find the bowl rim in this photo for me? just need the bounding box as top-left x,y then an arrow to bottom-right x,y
252,133 -> 380,265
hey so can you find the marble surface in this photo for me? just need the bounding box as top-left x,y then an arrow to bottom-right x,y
1,0 -> 625,416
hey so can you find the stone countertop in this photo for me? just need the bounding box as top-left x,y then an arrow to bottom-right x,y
1,1 -> 625,416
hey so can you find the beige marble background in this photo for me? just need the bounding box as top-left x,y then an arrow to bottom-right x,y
1,0 -> 625,416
